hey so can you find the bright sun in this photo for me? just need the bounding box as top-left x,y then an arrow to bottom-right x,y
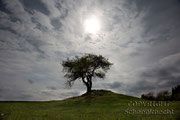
84,16 -> 100,34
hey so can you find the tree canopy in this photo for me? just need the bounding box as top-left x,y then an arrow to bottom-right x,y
62,53 -> 113,93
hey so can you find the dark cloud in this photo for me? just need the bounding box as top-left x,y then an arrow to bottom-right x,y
26,39 -> 46,54
19,0 -> 50,15
129,53 -> 180,96
141,53 -> 180,82
31,18 -> 48,32
51,18 -> 62,30
27,79 -> 34,84
0,27 -> 17,34
128,80 -> 156,94
46,86 -> 57,90
0,0 -> 11,13
54,1 -> 68,19
136,0 -> 180,44
104,81 -> 122,89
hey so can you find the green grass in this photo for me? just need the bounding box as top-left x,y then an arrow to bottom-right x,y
0,90 -> 180,120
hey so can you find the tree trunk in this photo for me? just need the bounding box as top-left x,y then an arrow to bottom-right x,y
87,84 -> 91,93
87,76 -> 92,93
82,77 -> 92,94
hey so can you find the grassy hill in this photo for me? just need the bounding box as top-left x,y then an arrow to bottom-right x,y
0,90 -> 180,120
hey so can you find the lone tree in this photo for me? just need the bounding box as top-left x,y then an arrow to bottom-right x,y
62,53 -> 113,93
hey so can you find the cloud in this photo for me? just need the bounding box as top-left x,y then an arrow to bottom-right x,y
141,53 -> 180,86
46,86 -> 57,90
28,79 -> 34,84
128,53 -> 180,96
40,89 -> 80,100
19,0 -> 50,15
103,81 -> 122,89
0,0 -> 180,100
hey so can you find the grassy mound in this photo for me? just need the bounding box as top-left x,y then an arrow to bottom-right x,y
61,90 -> 139,105
0,90 -> 179,120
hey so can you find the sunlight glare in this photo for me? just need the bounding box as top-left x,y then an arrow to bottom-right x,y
84,16 -> 100,34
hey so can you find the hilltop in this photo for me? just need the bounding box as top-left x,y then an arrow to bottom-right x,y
60,89 -> 139,105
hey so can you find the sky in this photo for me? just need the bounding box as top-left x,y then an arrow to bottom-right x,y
0,0 -> 180,101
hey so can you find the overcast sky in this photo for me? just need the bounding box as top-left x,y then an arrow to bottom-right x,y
0,0 -> 180,101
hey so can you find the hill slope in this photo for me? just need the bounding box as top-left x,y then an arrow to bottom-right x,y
0,90 -> 179,120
